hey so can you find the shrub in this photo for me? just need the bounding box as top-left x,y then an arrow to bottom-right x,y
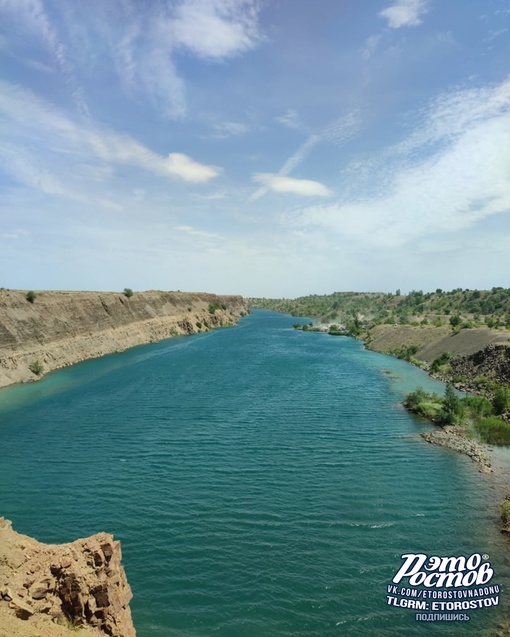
430,351 -> 451,373
26,291 -> 36,303
416,401 -> 443,419
196,321 -> 202,329
464,396 -> 492,419
405,387 -> 429,409
493,386 -> 510,415
449,315 -> 462,329
123,288 -> 134,298
29,360 -> 44,375
475,417 -> 510,445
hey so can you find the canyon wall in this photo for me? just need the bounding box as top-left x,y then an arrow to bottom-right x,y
0,289 -> 248,388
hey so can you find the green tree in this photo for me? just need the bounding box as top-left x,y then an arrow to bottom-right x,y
439,384 -> 464,425
123,288 -> 134,298
449,315 -> 462,329
26,290 -> 36,303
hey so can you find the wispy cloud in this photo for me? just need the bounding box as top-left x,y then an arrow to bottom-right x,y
0,0 -> 264,120
250,111 -> 359,201
284,77 -> 510,249
362,35 -> 381,60
166,153 -> 221,182
275,109 -> 301,129
0,81 -> 221,198
171,0 -> 263,59
379,0 -> 429,28
0,0 -> 89,116
253,174 -> 332,197
210,121 -> 249,139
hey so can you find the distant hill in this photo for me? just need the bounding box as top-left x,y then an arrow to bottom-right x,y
249,288 -> 510,332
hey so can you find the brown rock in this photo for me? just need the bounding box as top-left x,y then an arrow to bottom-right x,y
0,517 -> 136,636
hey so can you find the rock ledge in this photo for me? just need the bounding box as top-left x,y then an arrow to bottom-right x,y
0,517 -> 136,637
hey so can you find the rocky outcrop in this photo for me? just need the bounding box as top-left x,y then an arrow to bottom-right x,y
0,290 -> 248,388
0,517 -> 135,637
448,344 -> 510,389
420,427 -> 493,473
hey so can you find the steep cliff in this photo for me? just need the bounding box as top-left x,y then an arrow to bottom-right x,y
0,517 -> 135,637
0,290 -> 247,388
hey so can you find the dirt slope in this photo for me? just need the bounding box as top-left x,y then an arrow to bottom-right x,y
0,290 -> 247,388
367,324 -> 509,362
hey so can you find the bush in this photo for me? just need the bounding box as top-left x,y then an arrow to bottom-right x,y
492,386 -> 510,415
123,288 -> 134,298
29,360 -> 44,375
196,321 -> 202,329
475,417 -> 510,445
26,291 -> 36,303
405,387 -> 430,409
430,351 -> 451,373
416,401 -> 443,419
464,396 -> 493,419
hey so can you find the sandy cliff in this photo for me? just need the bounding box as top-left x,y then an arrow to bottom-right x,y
0,290 -> 247,388
0,517 -> 135,637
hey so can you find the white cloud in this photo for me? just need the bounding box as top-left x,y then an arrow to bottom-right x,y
284,77 -> 510,249
1,0 -> 264,120
165,153 -> 221,182
210,121 -> 249,139
276,109 -> 301,129
253,173 -> 332,197
250,112 -> 359,201
171,0 -> 263,59
0,81 -> 221,195
380,0 -> 429,28
362,35 -> 381,60
0,0 -> 89,115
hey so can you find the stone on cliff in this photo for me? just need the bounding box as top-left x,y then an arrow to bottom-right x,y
0,517 -> 136,637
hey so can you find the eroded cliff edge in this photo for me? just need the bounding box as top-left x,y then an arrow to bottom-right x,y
0,289 -> 247,388
0,517 -> 135,637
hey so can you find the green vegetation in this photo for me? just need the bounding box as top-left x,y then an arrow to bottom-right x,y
208,302 -> 227,314
493,386 -> 510,415
430,351 -> 451,373
390,344 -> 420,363
405,383 -> 510,445
196,321 -> 202,329
26,290 -> 36,303
28,360 -> 44,375
474,417 -> 510,445
250,287 -> 510,330
501,499 -> 510,526
123,288 -> 134,298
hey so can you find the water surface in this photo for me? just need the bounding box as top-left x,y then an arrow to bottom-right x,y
0,310 -> 508,636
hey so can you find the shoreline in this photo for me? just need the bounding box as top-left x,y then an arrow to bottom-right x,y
0,290 -> 248,389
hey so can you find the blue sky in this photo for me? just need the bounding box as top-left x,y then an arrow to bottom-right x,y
1,0 -> 509,297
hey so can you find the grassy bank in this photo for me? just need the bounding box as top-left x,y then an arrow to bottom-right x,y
405,384 -> 510,445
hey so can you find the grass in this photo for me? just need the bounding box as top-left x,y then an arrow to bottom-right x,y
474,417 -> 510,445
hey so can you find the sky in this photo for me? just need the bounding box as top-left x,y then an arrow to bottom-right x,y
1,0 -> 509,297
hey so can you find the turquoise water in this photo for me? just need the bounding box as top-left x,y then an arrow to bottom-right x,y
0,310 -> 508,636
